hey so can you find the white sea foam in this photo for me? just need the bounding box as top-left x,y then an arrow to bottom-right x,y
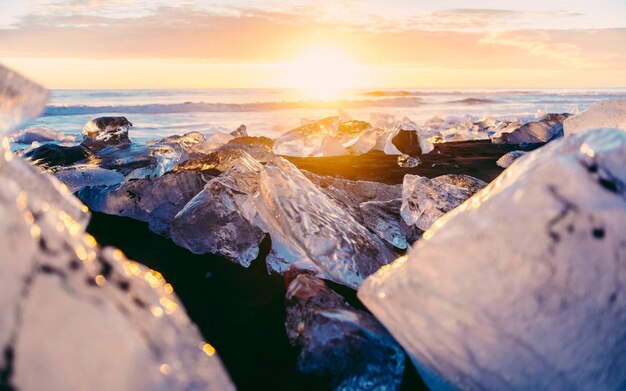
15,89 -> 626,145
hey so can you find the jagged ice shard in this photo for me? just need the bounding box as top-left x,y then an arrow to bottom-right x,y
273,117 -> 340,157
254,157 -> 397,289
400,174 -> 484,232
0,65 -> 234,390
171,155 -> 265,266
359,128 -> 626,391
78,170 -> 206,236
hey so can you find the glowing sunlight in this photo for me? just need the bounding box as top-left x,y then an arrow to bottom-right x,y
283,46 -> 367,100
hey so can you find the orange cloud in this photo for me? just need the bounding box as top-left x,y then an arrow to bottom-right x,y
1,5 -> 625,88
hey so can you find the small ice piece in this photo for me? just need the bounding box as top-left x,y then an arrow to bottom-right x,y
359,128 -> 626,391
78,170 -> 206,236
151,144 -> 188,177
564,99 -> 626,136
157,131 -> 211,158
230,124 -> 248,137
204,131 -> 235,151
337,120 -> 371,147
81,117 -> 133,150
170,166 -> 265,266
254,158 -> 397,289
397,154 -> 421,168
492,113 -> 570,145
53,165 -> 125,193
422,114 -> 500,144
392,130 -> 422,155
273,117 -> 339,157
10,127 -> 76,144
286,275 -> 405,391
401,174 -> 474,231
360,198 -> 420,249
395,118 -> 435,155
496,150 -> 528,168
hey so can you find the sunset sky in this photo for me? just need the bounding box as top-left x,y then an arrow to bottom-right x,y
1,0 -> 625,89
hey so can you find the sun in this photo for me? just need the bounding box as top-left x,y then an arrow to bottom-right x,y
283,46 -> 366,100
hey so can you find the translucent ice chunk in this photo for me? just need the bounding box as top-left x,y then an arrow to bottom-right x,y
0,64 -> 234,391
303,171 -> 402,223
492,113 -> 569,145
254,157 -> 396,289
81,117 -> 133,149
0,64 -> 48,135
564,99 -> 626,136
53,165 -> 125,193
401,174 -> 475,231
171,165 -> 265,266
496,150 -> 528,168
78,170 -> 206,236
157,131 -> 211,158
286,275 -> 405,390
174,146 -> 263,174
359,128 -> 626,391
273,117 -> 339,157
397,154 -> 421,168
10,127 -> 76,144
230,124 -> 248,137
205,131 -> 235,151
359,198 -> 420,249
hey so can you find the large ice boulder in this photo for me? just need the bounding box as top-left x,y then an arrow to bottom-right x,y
359,128 -> 626,390
0,65 -> 234,391
564,99 -> 626,136
253,157 -> 397,289
286,275 -> 405,391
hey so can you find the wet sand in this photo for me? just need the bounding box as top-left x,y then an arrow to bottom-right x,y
86,140 -> 543,390
287,140 -> 540,184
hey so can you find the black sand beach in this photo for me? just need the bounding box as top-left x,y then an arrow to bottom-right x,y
85,140 -> 542,390
287,140 -> 539,184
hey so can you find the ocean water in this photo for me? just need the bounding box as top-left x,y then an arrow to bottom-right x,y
18,88 -> 626,144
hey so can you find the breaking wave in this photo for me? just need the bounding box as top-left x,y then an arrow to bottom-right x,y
43,97 -> 426,116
